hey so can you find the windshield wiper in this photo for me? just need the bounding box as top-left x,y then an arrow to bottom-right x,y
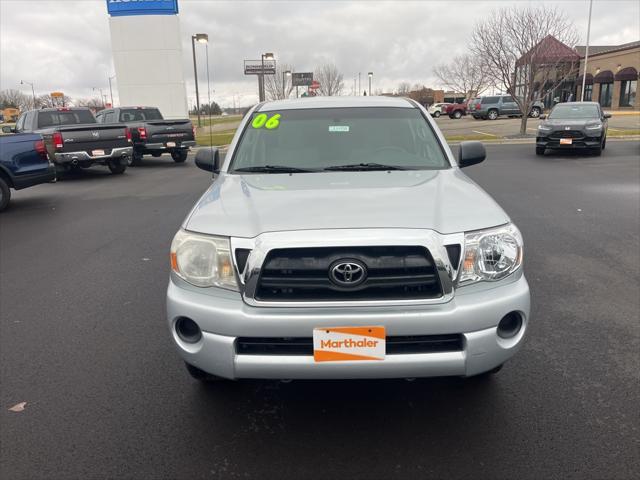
324,163 -> 408,171
233,165 -> 317,173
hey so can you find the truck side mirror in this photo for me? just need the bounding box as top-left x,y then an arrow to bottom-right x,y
458,141 -> 486,168
195,148 -> 221,174
603,113 -> 612,119
2,126 -> 15,134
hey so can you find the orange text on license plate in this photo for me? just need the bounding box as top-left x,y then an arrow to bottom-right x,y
313,326 -> 385,362
560,138 -> 572,145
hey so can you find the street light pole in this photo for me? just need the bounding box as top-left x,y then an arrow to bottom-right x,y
282,70 -> 291,99
191,35 -> 203,127
368,72 -> 373,96
358,72 -> 361,96
108,75 -> 116,106
20,80 -> 36,109
580,0 -> 593,102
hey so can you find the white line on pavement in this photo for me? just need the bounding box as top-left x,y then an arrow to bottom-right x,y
472,130 -> 498,137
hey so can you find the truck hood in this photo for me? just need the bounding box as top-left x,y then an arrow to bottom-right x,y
185,169 -> 510,237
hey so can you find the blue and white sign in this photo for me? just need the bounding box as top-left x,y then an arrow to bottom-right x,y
106,0 -> 179,16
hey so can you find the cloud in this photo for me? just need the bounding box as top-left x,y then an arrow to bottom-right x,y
1,0 -> 638,108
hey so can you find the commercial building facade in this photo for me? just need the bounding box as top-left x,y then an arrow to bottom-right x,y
575,41 -> 639,110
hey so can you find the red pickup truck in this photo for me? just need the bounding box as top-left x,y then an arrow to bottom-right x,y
443,102 -> 468,119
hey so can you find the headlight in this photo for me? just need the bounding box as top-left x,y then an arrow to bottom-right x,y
458,223 -> 523,286
585,123 -> 602,130
537,124 -> 552,131
170,230 -> 238,290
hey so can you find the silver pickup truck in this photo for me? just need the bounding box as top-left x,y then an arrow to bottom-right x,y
167,96 -> 530,383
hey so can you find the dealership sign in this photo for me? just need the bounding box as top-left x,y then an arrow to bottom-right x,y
292,72 -> 313,87
244,60 -> 276,75
106,0 -> 179,16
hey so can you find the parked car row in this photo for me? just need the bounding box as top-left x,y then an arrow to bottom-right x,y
428,95 -> 545,120
0,106 -> 196,211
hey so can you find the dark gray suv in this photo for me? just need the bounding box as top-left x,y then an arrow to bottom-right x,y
472,95 -> 544,120
535,102 -> 610,156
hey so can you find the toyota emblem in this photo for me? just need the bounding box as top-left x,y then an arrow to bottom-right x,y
329,260 -> 367,287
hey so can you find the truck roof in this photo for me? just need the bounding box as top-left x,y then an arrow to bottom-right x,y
258,96 -> 415,111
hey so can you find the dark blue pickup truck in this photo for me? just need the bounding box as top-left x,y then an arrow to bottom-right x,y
0,133 -> 56,211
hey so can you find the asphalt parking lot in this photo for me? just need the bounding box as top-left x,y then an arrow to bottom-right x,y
1,141 -> 639,479
434,113 -> 640,139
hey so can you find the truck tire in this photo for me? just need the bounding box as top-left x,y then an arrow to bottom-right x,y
453,110 -> 463,119
185,362 -> 227,383
433,111 -> 441,118
536,146 -> 545,156
591,141 -> 603,156
129,151 -> 143,166
487,109 -> 498,120
108,159 -> 127,174
0,177 -> 10,212
529,106 -> 541,118
171,150 -> 188,163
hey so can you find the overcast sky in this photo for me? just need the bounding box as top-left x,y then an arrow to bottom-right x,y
1,0 -> 639,108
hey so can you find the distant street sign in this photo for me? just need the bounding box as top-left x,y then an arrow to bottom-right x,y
309,80 -> 320,90
50,92 -> 64,98
292,72 -> 313,87
244,60 -> 276,75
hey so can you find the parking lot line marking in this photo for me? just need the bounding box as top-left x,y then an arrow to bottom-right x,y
608,128 -> 621,131
472,130 -> 498,137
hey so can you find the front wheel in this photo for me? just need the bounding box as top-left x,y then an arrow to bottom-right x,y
487,109 -> 498,120
108,159 -> 127,174
529,107 -> 541,118
453,110 -> 463,119
536,146 -> 545,156
185,362 -> 228,383
0,177 -> 11,212
433,111 -> 441,118
171,150 -> 188,163
602,135 -> 606,150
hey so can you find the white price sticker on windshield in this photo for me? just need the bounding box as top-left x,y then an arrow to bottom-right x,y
329,126 -> 350,133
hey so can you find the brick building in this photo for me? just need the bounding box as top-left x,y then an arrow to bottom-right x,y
575,41 -> 639,109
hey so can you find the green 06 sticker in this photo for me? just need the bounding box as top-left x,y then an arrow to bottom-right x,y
252,113 -> 281,130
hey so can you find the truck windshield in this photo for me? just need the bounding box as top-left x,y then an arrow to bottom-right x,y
230,107 -> 449,172
37,110 -> 96,128
119,109 -> 163,122
549,104 -> 600,119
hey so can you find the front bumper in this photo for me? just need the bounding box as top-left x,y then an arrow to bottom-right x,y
166,274 -> 530,380
537,134 -> 602,149
54,146 -> 133,164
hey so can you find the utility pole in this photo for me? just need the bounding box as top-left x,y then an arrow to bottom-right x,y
191,35 -> 202,126
108,75 -> 116,106
358,72 -> 361,96
580,0 -> 593,101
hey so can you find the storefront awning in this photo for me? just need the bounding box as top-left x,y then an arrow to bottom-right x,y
576,73 -> 593,85
594,70 -> 614,83
614,67 -> 638,81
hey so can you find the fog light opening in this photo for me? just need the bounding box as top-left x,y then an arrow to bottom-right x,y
175,317 -> 202,344
497,312 -> 523,339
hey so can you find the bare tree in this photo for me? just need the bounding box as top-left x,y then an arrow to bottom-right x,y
433,53 -> 490,100
397,82 -> 412,96
35,94 -> 72,108
471,6 -> 579,134
74,97 -> 105,109
0,89 -> 30,110
264,64 -> 295,101
314,63 -> 344,96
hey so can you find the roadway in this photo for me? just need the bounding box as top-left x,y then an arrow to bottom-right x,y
1,141 -> 639,479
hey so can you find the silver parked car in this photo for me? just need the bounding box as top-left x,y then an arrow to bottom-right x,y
167,96 -> 530,383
